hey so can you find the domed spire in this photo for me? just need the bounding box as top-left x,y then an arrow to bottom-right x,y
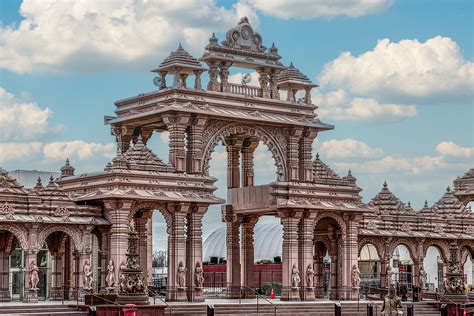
60,158 -> 75,177
209,32 -> 218,45
34,176 -> 43,189
269,42 -> 278,55
46,174 -> 56,188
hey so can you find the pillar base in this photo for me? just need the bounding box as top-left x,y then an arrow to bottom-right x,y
23,289 -> 38,303
280,287 -> 300,301
166,287 -> 188,302
301,287 -> 315,301
116,292 -> 150,305
0,289 -> 11,302
188,288 -> 205,302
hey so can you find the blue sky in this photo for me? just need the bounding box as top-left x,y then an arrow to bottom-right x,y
0,0 -> 473,249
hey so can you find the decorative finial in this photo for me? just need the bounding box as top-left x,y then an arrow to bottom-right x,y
135,135 -> 145,147
348,169 -> 352,176
60,158 -> 75,177
446,186 -> 451,192
315,152 -> 320,159
289,62 -> 295,68
383,181 -> 388,189
209,32 -> 218,45
35,177 -> 43,189
407,201 -> 411,207
269,42 -> 278,55
424,200 -> 428,208
49,174 -> 54,183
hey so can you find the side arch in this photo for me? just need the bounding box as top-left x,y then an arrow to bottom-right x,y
37,225 -> 83,252
0,224 -> 28,249
358,237 -> 384,260
422,239 -> 450,262
314,212 -> 347,239
387,238 -> 417,261
201,121 -> 288,181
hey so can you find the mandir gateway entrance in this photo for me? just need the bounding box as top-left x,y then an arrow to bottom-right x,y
0,17 -> 473,303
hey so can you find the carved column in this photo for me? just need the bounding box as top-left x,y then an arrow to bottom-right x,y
304,87 -> 313,105
172,66 -> 181,88
225,137 -> 244,189
136,211 -> 152,283
0,251 -> 11,301
186,205 -> 207,301
223,206 -> 242,298
414,258 -> 422,288
313,253 -> 324,298
163,114 -> 191,173
179,73 -> 188,88
257,69 -> 271,98
241,216 -> 258,297
342,214 -> 359,299
285,128 -> 303,182
299,129 -> 317,182
329,241 -> 338,300
207,62 -> 219,91
279,210 -> 302,301
186,116 -> 207,174
78,229 -> 92,292
23,249 -> 38,302
269,71 -> 280,100
159,70 -> 167,89
299,212 -> 316,300
193,70 -> 203,90
166,203 -> 189,301
50,251 -> 64,299
241,138 -> 258,187
219,62 -> 231,93
104,200 -> 133,290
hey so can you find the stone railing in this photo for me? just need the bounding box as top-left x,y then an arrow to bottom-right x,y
229,83 -> 260,97
227,184 -> 272,211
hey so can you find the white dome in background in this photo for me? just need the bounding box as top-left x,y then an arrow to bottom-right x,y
203,223 -> 283,263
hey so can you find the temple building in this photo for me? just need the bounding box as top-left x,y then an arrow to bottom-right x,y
0,17 -> 472,304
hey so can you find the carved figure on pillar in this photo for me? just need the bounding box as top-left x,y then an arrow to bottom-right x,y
381,285 -> 403,316
194,261 -> 204,288
418,265 -> 427,290
291,263 -> 301,289
351,264 -> 361,289
386,265 -> 393,288
106,260 -> 116,290
83,260 -> 93,290
443,242 -> 466,295
29,261 -> 39,290
306,264 -> 314,288
177,261 -> 186,289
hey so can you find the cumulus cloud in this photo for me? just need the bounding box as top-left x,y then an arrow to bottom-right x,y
0,87 -> 53,141
247,0 -> 393,19
436,141 -> 474,158
316,138 -> 385,159
315,89 -> 417,122
43,141 -> 115,160
0,142 -> 42,163
228,71 -> 260,86
319,36 -> 474,102
0,0 -> 258,74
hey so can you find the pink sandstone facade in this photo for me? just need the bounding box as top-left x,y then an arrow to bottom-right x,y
0,18 -> 473,303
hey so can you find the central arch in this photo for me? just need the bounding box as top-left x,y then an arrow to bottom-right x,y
201,121 -> 288,181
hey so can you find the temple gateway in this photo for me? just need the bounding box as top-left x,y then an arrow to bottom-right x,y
0,18 -> 472,306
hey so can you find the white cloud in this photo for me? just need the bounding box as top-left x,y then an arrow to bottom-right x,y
247,0 -> 393,19
43,141 -> 115,160
315,90 -> 417,122
319,36 -> 474,102
0,0 -> 258,74
228,71 -> 260,86
0,142 -> 42,163
436,141 -> 474,158
0,87 -> 53,141
316,139 -> 385,159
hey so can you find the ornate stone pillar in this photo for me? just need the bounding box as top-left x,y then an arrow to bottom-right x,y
166,203 -> 189,301
304,87 -> 312,105
257,69 -> 271,98
179,73 -> 188,88
23,249 -> 38,303
219,62 -> 231,93
223,206 -> 242,298
279,210 -> 302,301
104,200 -> 133,290
50,251 -> 64,300
207,62 -> 220,91
269,71 -> 280,100
299,130 -> 317,182
241,138 -> 258,187
380,257 -> 388,288
193,70 -> 203,90
241,216 -> 258,297
163,114 -> 191,173
186,116 -> 207,174
285,128 -> 302,182
340,214 -> 358,300
413,258 -> 422,288
159,70 -> 167,89
298,212 -> 316,300
172,66 -> 182,88
225,137 -> 244,189
186,205 -> 207,301
78,229 -> 92,293
136,211 -> 152,283
313,255 -> 324,298
0,251 -> 11,301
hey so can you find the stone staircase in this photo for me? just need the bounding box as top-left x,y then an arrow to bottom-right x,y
0,304 -> 88,316
164,304 -> 208,316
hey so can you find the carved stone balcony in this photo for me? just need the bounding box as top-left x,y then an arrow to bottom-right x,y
228,83 -> 260,97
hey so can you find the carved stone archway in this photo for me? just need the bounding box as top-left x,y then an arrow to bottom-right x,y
0,224 -> 28,250
358,237 -> 384,260
422,239 -> 450,263
201,121 -> 288,181
387,238 -> 417,261
37,225 -> 83,252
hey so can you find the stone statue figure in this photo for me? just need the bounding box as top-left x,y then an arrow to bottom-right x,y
306,264 -> 314,288
83,260 -> 93,290
29,261 -> 39,290
177,261 -> 186,289
351,264 -> 361,289
106,260 -> 115,288
291,263 -> 300,288
194,261 -> 204,288
381,285 -> 403,315
419,266 -> 427,289
386,265 -> 393,288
